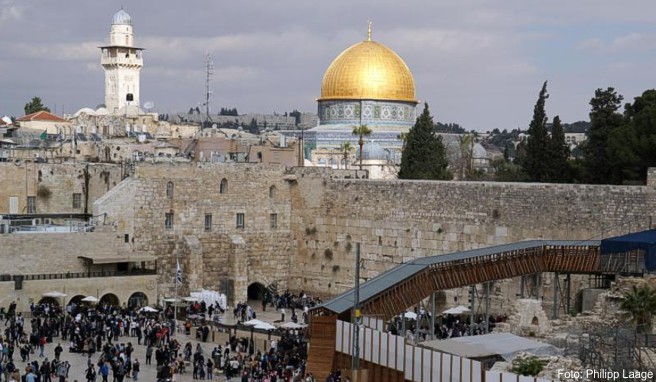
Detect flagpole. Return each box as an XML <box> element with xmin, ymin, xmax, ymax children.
<box><xmin>174</xmin><ymin>251</ymin><xmax>179</xmax><ymax>337</ymax></box>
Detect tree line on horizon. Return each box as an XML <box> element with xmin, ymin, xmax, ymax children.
<box><xmin>398</xmin><ymin>83</ymin><xmax>656</xmax><ymax>185</ymax></box>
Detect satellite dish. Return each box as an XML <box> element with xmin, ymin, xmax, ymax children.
<box><xmin>143</xmin><ymin>101</ymin><xmax>155</xmax><ymax>111</ymax></box>
<box><xmin>1</xmin><ymin>116</ymin><xmax>12</xmax><ymax>125</ymax></box>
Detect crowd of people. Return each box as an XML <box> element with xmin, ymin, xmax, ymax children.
<box><xmin>0</xmin><ymin>297</ymin><xmax>317</xmax><ymax>382</ymax></box>
<box><xmin>389</xmin><ymin>312</ymin><xmax>509</xmax><ymax>342</ymax></box>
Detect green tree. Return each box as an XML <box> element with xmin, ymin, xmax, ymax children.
<box><xmin>545</xmin><ymin>116</ymin><xmax>570</xmax><ymax>182</ymax></box>
<box><xmin>619</xmin><ymin>283</ymin><xmax>656</xmax><ymax>333</ymax></box>
<box><xmin>339</xmin><ymin>141</ymin><xmax>354</xmax><ymax>169</ymax></box>
<box><xmin>523</xmin><ymin>81</ymin><xmax>551</xmax><ymax>182</ymax></box>
<box><xmin>511</xmin><ymin>356</ymin><xmax>544</xmax><ymax>377</ymax></box>
<box><xmin>399</xmin><ymin>103</ymin><xmax>452</xmax><ymax>180</ymax></box>
<box><xmin>24</xmin><ymin>96</ymin><xmax>50</xmax><ymax>115</ymax></box>
<box><xmin>457</xmin><ymin>134</ymin><xmax>474</xmax><ymax>180</ymax></box>
<box><xmin>352</xmin><ymin>124</ymin><xmax>372</xmax><ymax>170</ymax></box>
<box><xmin>582</xmin><ymin>88</ymin><xmax>624</xmax><ymax>184</ymax></box>
<box><xmin>491</xmin><ymin>158</ymin><xmax>527</xmax><ymax>182</ymax></box>
<box><xmin>607</xmin><ymin>89</ymin><xmax>656</xmax><ymax>184</ymax></box>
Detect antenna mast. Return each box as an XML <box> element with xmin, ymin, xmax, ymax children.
<box><xmin>204</xmin><ymin>52</ymin><xmax>214</xmax><ymax>127</ymax></box>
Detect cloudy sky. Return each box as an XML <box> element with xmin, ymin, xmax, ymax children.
<box><xmin>1</xmin><ymin>0</ymin><xmax>656</xmax><ymax>131</ymax></box>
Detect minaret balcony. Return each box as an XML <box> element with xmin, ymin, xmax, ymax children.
<box><xmin>101</xmin><ymin>56</ymin><xmax>143</xmax><ymax>66</ymax></box>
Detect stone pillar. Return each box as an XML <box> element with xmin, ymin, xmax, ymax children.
<box><xmin>184</xmin><ymin>236</ymin><xmax>203</xmax><ymax>293</ymax></box>
<box><xmin>231</xmin><ymin>235</ymin><xmax>248</xmax><ymax>304</ymax></box>
<box><xmin>647</xmin><ymin>167</ymin><xmax>656</xmax><ymax>187</ymax></box>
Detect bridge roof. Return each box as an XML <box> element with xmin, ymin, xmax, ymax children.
<box><xmin>319</xmin><ymin>239</ymin><xmax>600</xmax><ymax>315</ymax></box>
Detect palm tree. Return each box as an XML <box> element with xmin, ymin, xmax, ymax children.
<box><xmin>352</xmin><ymin>124</ymin><xmax>372</xmax><ymax>170</ymax></box>
<box><xmin>619</xmin><ymin>283</ymin><xmax>656</xmax><ymax>333</ymax></box>
<box><xmin>339</xmin><ymin>141</ymin><xmax>354</xmax><ymax>169</ymax></box>
<box><xmin>397</xmin><ymin>132</ymin><xmax>407</xmax><ymax>151</ymax></box>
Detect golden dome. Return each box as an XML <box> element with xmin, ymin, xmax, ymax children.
<box><xmin>319</xmin><ymin>39</ymin><xmax>417</xmax><ymax>103</ymax></box>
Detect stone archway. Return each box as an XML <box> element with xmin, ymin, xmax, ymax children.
<box><xmin>247</xmin><ymin>282</ymin><xmax>266</xmax><ymax>301</ymax></box>
<box><xmin>68</xmin><ymin>295</ymin><xmax>86</xmax><ymax>307</ymax></box>
<box><xmin>99</xmin><ymin>293</ymin><xmax>119</xmax><ymax>307</ymax></box>
<box><xmin>127</xmin><ymin>292</ymin><xmax>148</xmax><ymax>308</ymax></box>
<box><xmin>38</xmin><ymin>297</ymin><xmax>59</xmax><ymax>306</ymax></box>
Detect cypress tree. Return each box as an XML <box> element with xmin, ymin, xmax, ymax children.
<box><xmin>545</xmin><ymin>115</ymin><xmax>570</xmax><ymax>182</ymax></box>
<box><xmin>583</xmin><ymin>88</ymin><xmax>624</xmax><ymax>184</ymax></box>
<box><xmin>523</xmin><ymin>81</ymin><xmax>550</xmax><ymax>182</ymax></box>
<box><xmin>399</xmin><ymin>103</ymin><xmax>452</xmax><ymax>180</ymax></box>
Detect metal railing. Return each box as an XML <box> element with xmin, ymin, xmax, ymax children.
<box><xmin>13</xmin><ymin>269</ymin><xmax>157</xmax><ymax>281</ymax></box>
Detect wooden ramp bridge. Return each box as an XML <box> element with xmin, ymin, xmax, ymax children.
<box><xmin>307</xmin><ymin>239</ymin><xmax>646</xmax><ymax>381</ymax></box>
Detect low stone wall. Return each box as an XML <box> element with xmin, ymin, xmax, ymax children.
<box><xmin>0</xmin><ymin>275</ymin><xmax>158</xmax><ymax>313</ymax></box>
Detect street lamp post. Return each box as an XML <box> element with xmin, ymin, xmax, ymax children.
<box><xmin>352</xmin><ymin>243</ymin><xmax>361</xmax><ymax>372</ymax></box>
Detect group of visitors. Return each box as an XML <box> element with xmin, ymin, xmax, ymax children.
<box><xmin>0</xmin><ymin>296</ymin><xmax>319</xmax><ymax>382</ymax></box>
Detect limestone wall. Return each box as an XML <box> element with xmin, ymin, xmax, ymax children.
<box><xmin>0</xmin><ymin>162</ymin><xmax>123</xmax><ymax>215</ymax></box>
<box><xmin>77</xmin><ymin>163</ymin><xmax>656</xmax><ymax>305</ymax></box>
<box><xmin>125</xmin><ymin>162</ymin><xmax>296</xmax><ymax>302</ymax></box>
<box><xmin>290</xmin><ymin>173</ymin><xmax>656</xmax><ymax>296</ymax></box>
<box><xmin>0</xmin><ymin>232</ymin><xmax>129</xmax><ymax>274</ymax></box>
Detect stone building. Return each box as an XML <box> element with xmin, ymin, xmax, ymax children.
<box><xmin>2</xmin><ymin>160</ymin><xmax>656</xmax><ymax>312</ymax></box>
<box><xmin>87</xmin><ymin>162</ymin><xmax>656</xmax><ymax>306</ymax></box>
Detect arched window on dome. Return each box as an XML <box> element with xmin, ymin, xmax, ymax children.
<box><xmin>220</xmin><ymin>178</ymin><xmax>228</xmax><ymax>194</ymax></box>
<box><xmin>269</xmin><ymin>185</ymin><xmax>276</xmax><ymax>199</ymax></box>
<box><xmin>166</xmin><ymin>181</ymin><xmax>174</xmax><ymax>198</ymax></box>
<box><xmin>329</xmin><ymin>157</ymin><xmax>336</xmax><ymax>169</ymax></box>
<box><xmin>318</xmin><ymin>158</ymin><xmax>325</xmax><ymax>166</ymax></box>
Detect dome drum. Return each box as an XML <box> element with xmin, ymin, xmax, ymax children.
<box><xmin>318</xmin><ymin>99</ymin><xmax>416</xmax><ymax>127</ymax></box>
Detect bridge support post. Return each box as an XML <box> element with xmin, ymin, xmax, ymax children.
<box><xmin>552</xmin><ymin>272</ymin><xmax>559</xmax><ymax>319</ymax></box>
<box><xmin>469</xmin><ymin>284</ymin><xmax>476</xmax><ymax>336</ymax></box>
<box><xmin>430</xmin><ymin>292</ymin><xmax>436</xmax><ymax>340</ymax></box>
<box><xmin>484</xmin><ymin>282</ymin><xmax>491</xmax><ymax>333</ymax></box>
<box><xmin>520</xmin><ymin>276</ymin><xmax>526</xmax><ymax>298</ymax></box>
<box><xmin>566</xmin><ymin>273</ymin><xmax>571</xmax><ymax>314</ymax></box>
<box><xmin>535</xmin><ymin>273</ymin><xmax>542</xmax><ymax>300</ymax></box>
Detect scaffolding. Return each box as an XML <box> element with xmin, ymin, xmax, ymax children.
<box><xmin>561</xmin><ymin>325</ymin><xmax>656</xmax><ymax>377</ymax></box>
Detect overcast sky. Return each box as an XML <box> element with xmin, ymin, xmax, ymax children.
<box><xmin>2</xmin><ymin>0</ymin><xmax>656</xmax><ymax>131</ymax></box>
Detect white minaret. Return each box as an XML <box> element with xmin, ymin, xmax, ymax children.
<box><xmin>100</xmin><ymin>9</ymin><xmax>143</xmax><ymax>115</ymax></box>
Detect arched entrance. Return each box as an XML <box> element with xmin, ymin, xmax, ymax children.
<box><xmin>127</xmin><ymin>292</ymin><xmax>148</xmax><ymax>308</ymax></box>
<box><xmin>99</xmin><ymin>293</ymin><xmax>119</xmax><ymax>307</ymax></box>
<box><xmin>68</xmin><ymin>295</ymin><xmax>85</xmax><ymax>307</ymax></box>
<box><xmin>38</xmin><ymin>297</ymin><xmax>59</xmax><ymax>306</ymax></box>
<box><xmin>247</xmin><ymin>282</ymin><xmax>266</xmax><ymax>300</ymax></box>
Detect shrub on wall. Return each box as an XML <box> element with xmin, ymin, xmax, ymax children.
<box><xmin>37</xmin><ymin>185</ymin><xmax>52</xmax><ymax>199</ymax></box>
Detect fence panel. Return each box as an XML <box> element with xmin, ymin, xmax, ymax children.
<box><xmin>472</xmin><ymin>360</ymin><xmax>483</xmax><ymax>382</ymax></box>
<box><xmin>422</xmin><ymin>348</ymin><xmax>432</xmax><ymax>382</ymax></box>
<box><xmin>452</xmin><ymin>355</ymin><xmax>461</xmax><ymax>382</ymax></box>
<box><xmin>486</xmin><ymin>371</ymin><xmax>501</xmax><ymax>382</ymax></box>
<box><xmin>404</xmin><ymin>344</ymin><xmax>414</xmax><ymax>381</ymax></box>
<box><xmin>461</xmin><ymin>358</ymin><xmax>471</xmax><ymax>382</ymax></box>
<box><xmin>442</xmin><ymin>353</ymin><xmax>452</xmax><ymax>382</ymax></box>
<box><xmin>364</xmin><ymin>328</ymin><xmax>372</xmax><ymax>362</ymax></box>
<box><xmin>336</xmin><ymin>320</ymin><xmax>344</xmax><ymax>353</ymax></box>
<box><xmin>396</xmin><ymin>335</ymin><xmax>405</xmax><ymax>372</ymax></box>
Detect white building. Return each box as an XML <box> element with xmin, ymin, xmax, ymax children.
<box><xmin>100</xmin><ymin>9</ymin><xmax>143</xmax><ymax>116</ymax></box>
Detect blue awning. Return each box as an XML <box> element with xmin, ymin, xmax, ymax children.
<box><xmin>601</xmin><ymin>229</ymin><xmax>656</xmax><ymax>271</ymax></box>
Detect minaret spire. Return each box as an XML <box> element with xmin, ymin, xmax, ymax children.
<box><xmin>367</xmin><ymin>20</ymin><xmax>372</xmax><ymax>41</ymax></box>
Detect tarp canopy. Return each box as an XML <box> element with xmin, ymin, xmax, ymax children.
<box><xmin>421</xmin><ymin>333</ymin><xmax>561</xmax><ymax>361</ymax></box>
<box><xmin>601</xmin><ymin>229</ymin><xmax>656</xmax><ymax>271</ymax></box>
<box><xmin>442</xmin><ymin>305</ymin><xmax>471</xmax><ymax>315</ymax></box>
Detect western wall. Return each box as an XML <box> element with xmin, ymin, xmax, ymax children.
<box><xmin>0</xmin><ymin>162</ymin><xmax>125</xmax><ymax>215</ymax></box>
<box><xmin>90</xmin><ymin>163</ymin><xmax>656</xmax><ymax>309</ymax></box>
